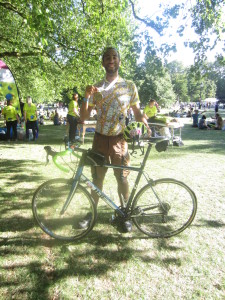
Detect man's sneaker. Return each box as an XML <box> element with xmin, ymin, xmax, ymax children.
<box><xmin>122</xmin><ymin>220</ymin><xmax>132</xmax><ymax>233</ymax></box>
<box><xmin>78</xmin><ymin>213</ymin><xmax>92</xmax><ymax>229</ymax></box>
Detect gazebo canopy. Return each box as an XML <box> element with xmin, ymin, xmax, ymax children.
<box><xmin>202</xmin><ymin>98</ymin><xmax>218</xmax><ymax>103</ymax></box>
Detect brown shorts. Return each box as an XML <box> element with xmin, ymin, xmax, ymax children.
<box><xmin>92</xmin><ymin>132</ymin><xmax>130</xmax><ymax>180</ymax></box>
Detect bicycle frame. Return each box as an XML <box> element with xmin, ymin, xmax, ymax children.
<box><xmin>60</xmin><ymin>141</ymin><xmax>154</xmax><ymax>217</ymax></box>
<box><xmin>35</xmin><ymin>138</ymin><xmax>197</xmax><ymax>240</ymax></box>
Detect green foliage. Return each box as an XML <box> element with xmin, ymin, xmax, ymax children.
<box><xmin>190</xmin><ymin>0</ymin><xmax>225</xmax><ymax>60</ymax></box>
<box><xmin>0</xmin><ymin>0</ymin><xmax>138</xmax><ymax>101</ymax></box>
<box><xmin>0</xmin><ymin>0</ymin><xmax>224</xmax><ymax>105</ymax></box>
<box><xmin>188</xmin><ymin>75</ymin><xmax>216</xmax><ymax>101</ymax></box>
<box><xmin>167</xmin><ymin>61</ymin><xmax>189</xmax><ymax>102</ymax></box>
<box><xmin>134</xmin><ymin>49</ymin><xmax>175</xmax><ymax>107</ymax></box>
<box><xmin>205</xmin><ymin>59</ymin><xmax>225</xmax><ymax>101</ymax></box>
<box><xmin>216</xmin><ymin>78</ymin><xmax>225</xmax><ymax>101</ymax></box>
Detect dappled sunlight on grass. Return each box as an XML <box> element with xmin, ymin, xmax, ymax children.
<box><xmin>0</xmin><ymin>115</ymin><xmax>225</xmax><ymax>299</ymax></box>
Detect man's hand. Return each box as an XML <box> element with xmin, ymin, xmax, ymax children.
<box><xmin>131</xmin><ymin>104</ymin><xmax>151</xmax><ymax>136</ymax></box>
<box><xmin>80</xmin><ymin>85</ymin><xmax>97</xmax><ymax>121</ymax></box>
<box><xmin>85</xmin><ymin>85</ymin><xmax>98</xmax><ymax>99</ymax></box>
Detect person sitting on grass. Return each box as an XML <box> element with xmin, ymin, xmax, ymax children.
<box><xmin>214</xmin><ymin>113</ymin><xmax>224</xmax><ymax>130</ymax></box>
<box><xmin>198</xmin><ymin>115</ymin><xmax>209</xmax><ymax>130</ymax></box>
<box><xmin>208</xmin><ymin>113</ymin><xmax>224</xmax><ymax>130</ymax></box>
<box><xmin>53</xmin><ymin>110</ymin><xmax>61</xmax><ymax>125</ymax></box>
<box><xmin>192</xmin><ymin>109</ymin><xmax>206</xmax><ymax>127</ymax></box>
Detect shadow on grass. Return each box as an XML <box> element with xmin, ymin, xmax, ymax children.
<box><xmin>0</xmin><ymin>122</ymin><xmax>224</xmax><ymax>298</ymax></box>
<box><xmin>0</xmin><ymin>226</ymin><xmax>184</xmax><ymax>300</ymax></box>
<box><xmin>194</xmin><ymin>219</ymin><xmax>225</xmax><ymax>228</ymax></box>
<box><xmin>0</xmin><ymin>159</ymin><xmax>49</xmax><ymax>190</ymax></box>
<box><xmin>0</xmin><ymin>206</ymin><xmax>217</xmax><ymax>299</ymax></box>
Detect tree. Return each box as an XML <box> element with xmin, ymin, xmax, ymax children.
<box><xmin>166</xmin><ymin>61</ymin><xmax>189</xmax><ymax>102</ymax></box>
<box><xmin>134</xmin><ymin>48</ymin><xmax>176</xmax><ymax>107</ymax></box>
<box><xmin>189</xmin><ymin>0</ymin><xmax>225</xmax><ymax>62</ymax></box>
<box><xmin>0</xmin><ymin>0</ymin><xmax>139</xmax><ymax>101</ymax></box>
<box><xmin>1</xmin><ymin>0</ymin><xmax>224</xmax><ymax>103</ymax></box>
<box><xmin>129</xmin><ymin>0</ymin><xmax>225</xmax><ymax>64</ymax></box>
<box><xmin>187</xmin><ymin>66</ymin><xmax>216</xmax><ymax>102</ymax></box>
<box><xmin>205</xmin><ymin>59</ymin><xmax>225</xmax><ymax>101</ymax></box>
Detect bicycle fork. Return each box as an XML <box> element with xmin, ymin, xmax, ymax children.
<box><xmin>60</xmin><ymin>166</ymin><xmax>84</xmax><ymax>215</ymax></box>
<box><xmin>60</xmin><ymin>179</ymin><xmax>79</xmax><ymax>215</ymax></box>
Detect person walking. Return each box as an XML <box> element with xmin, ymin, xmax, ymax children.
<box><xmin>215</xmin><ymin>102</ymin><xmax>219</xmax><ymax>113</ymax></box>
<box><xmin>23</xmin><ymin>96</ymin><xmax>38</xmax><ymax>141</ymax></box>
<box><xmin>67</xmin><ymin>93</ymin><xmax>80</xmax><ymax>142</ymax></box>
<box><xmin>2</xmin><ymin>96</ymin><xmax>19</xmax><ymax>141</ymax></box>
<box><xmin>80</xmin><ymin>47</ymin><xmax>150</xmax><ymax>232</ymax></box>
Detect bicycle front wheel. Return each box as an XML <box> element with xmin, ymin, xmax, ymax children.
<box><xmin>132</xmin><ymin>178</ymin><xmax>197</xmax><ymax>238</ymax></box>
<box><xmin>32</xmin><ymin>178</ymin><xmax>97</xmax><ymax>241</ymax></box>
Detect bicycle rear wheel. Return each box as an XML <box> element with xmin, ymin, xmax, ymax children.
<box><xmin>32</xmin><ymin>178</ymin><xmax>97</xmax><ymax>241</ymax></box>
<box><xmin>132</xmin><ymin>178</ymin><xmax>197</xmax><ymax>238</ymax></box>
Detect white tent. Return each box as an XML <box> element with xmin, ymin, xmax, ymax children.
<box><xmin>202</xmin><ymin>98</ymin><xmax>218</xmax><ymax>103</ymax></box>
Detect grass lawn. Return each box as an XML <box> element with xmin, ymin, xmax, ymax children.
<box><xmin>0</xmin><ymin>111</ymin><xmax>225</xmax><ymax>299</ymax></box>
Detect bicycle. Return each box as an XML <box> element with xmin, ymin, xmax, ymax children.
<box><xmin>32</xmin><ymin>138</ymin><xmax>197</xmax><ymax>241</ymax></box>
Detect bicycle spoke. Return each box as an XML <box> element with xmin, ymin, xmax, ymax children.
<box><xmin>32</xmin><ymin>179</ymin><xmax>97</xmax><ymax>241</ymax></box>
<box><xmin>132</xmin><ymin>179</ymin><xmax>197</xmax><ymax>238</ymax></box>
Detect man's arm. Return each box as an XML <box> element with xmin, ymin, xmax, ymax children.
<box><xmin>200</xmin><ymin>110</ymin><xmax>206</xmax><ymax>115</ymax></box>
<box><xmin>24</xmin><ymin>111</ymin><xmax>27</xmax><ymax>122</ymax></box>
<box><xmin>80</xmin><ymin>104</ymin><xmax>92</xmax><ymax>121</ymax></box>
<box><xmin>73</xmin><ymin>107</ymin><xmax>80</xmax><ymax>117</ymax></box>
<box><xmin>3</xmin><ymin>109</ymin><xmax>6</xmax><ymax>125</ymax></box>
<box><xmin>143</xmin><ymin>112</ymin><xmax>148</xmax><ymax>119</ymax></box>
<box><xmin>131</xmin><ymin>103</ymin><xmax>151</xmax><ymax>135</ymax></box>
<box><xmin>80</xmin><ymin>85</ymin><xmax>98</xmax><ymax>121</ymax></box>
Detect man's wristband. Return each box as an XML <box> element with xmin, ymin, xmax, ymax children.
<box><xmin>83</xmin><ymin>97</ymin><xmax>89</xmax><ymax>103</ymax></box>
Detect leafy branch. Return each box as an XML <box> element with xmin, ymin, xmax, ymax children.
<box><xmin>0</xmin><ymin>1</ymin><xmax>25</xmax><ymax>18</ymax></box>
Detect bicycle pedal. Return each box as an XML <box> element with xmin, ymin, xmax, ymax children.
<box><xmin>109</xmin><ymin>215</ymin><xmax>117</xmax><ymax>226</ymax></box>
<box><xmin>110</xmin><ymin>215</ymin><xmax>132</xmax><ymax>233</ymax></box>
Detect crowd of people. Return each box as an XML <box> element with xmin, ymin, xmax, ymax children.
<box><xmin>168</xmin><ymin>101</ymin><xmax>225</xmax><ymax>131</ymax></box>
<box><xmin>0</xmin><ymin>79</ymin><xmax>224</xmax><ymax>146</ymax></box>
<box><xmin>0</xmin><ymin>94</ymin><xmax>81</xmax><ymax>142</ymax></box>
<box><xmin>198</xmin><ymin>113</ymin><xmax>224</xmax><ymax>130</ymax></box>
<box><xmin>0</xmin><ymin>95</ymin><xmax>39</xmax><ymax>142</ymax></box>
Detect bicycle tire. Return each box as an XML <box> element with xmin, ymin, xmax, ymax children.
<box><xmin>132</xmin><ymin>178</ymin><xmax>197</xmax><ymax>238</ymax></box>
<box><xmin>32</xmin><ymin>178</ymin><xmax>97</xmax><ymax>241</ymax></box>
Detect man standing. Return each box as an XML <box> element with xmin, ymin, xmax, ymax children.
<box><xmin>80</xmin><ymin>47</ymin><xmax>150</xmax><ymax>232</ymax></box>
<box><xmin>2</xmin><ymin>96</ymin><xmax>19</xmax><ymax>141</ymax></box>
<box><xmin>67</xmin><ymin>93</ymin><xmax>80</xmax><ymax>142</ymax></box>
<box><xmin>23</xmin><ymin>96</ymin><xmax>38</xmax><ymax>141</ymax></box>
